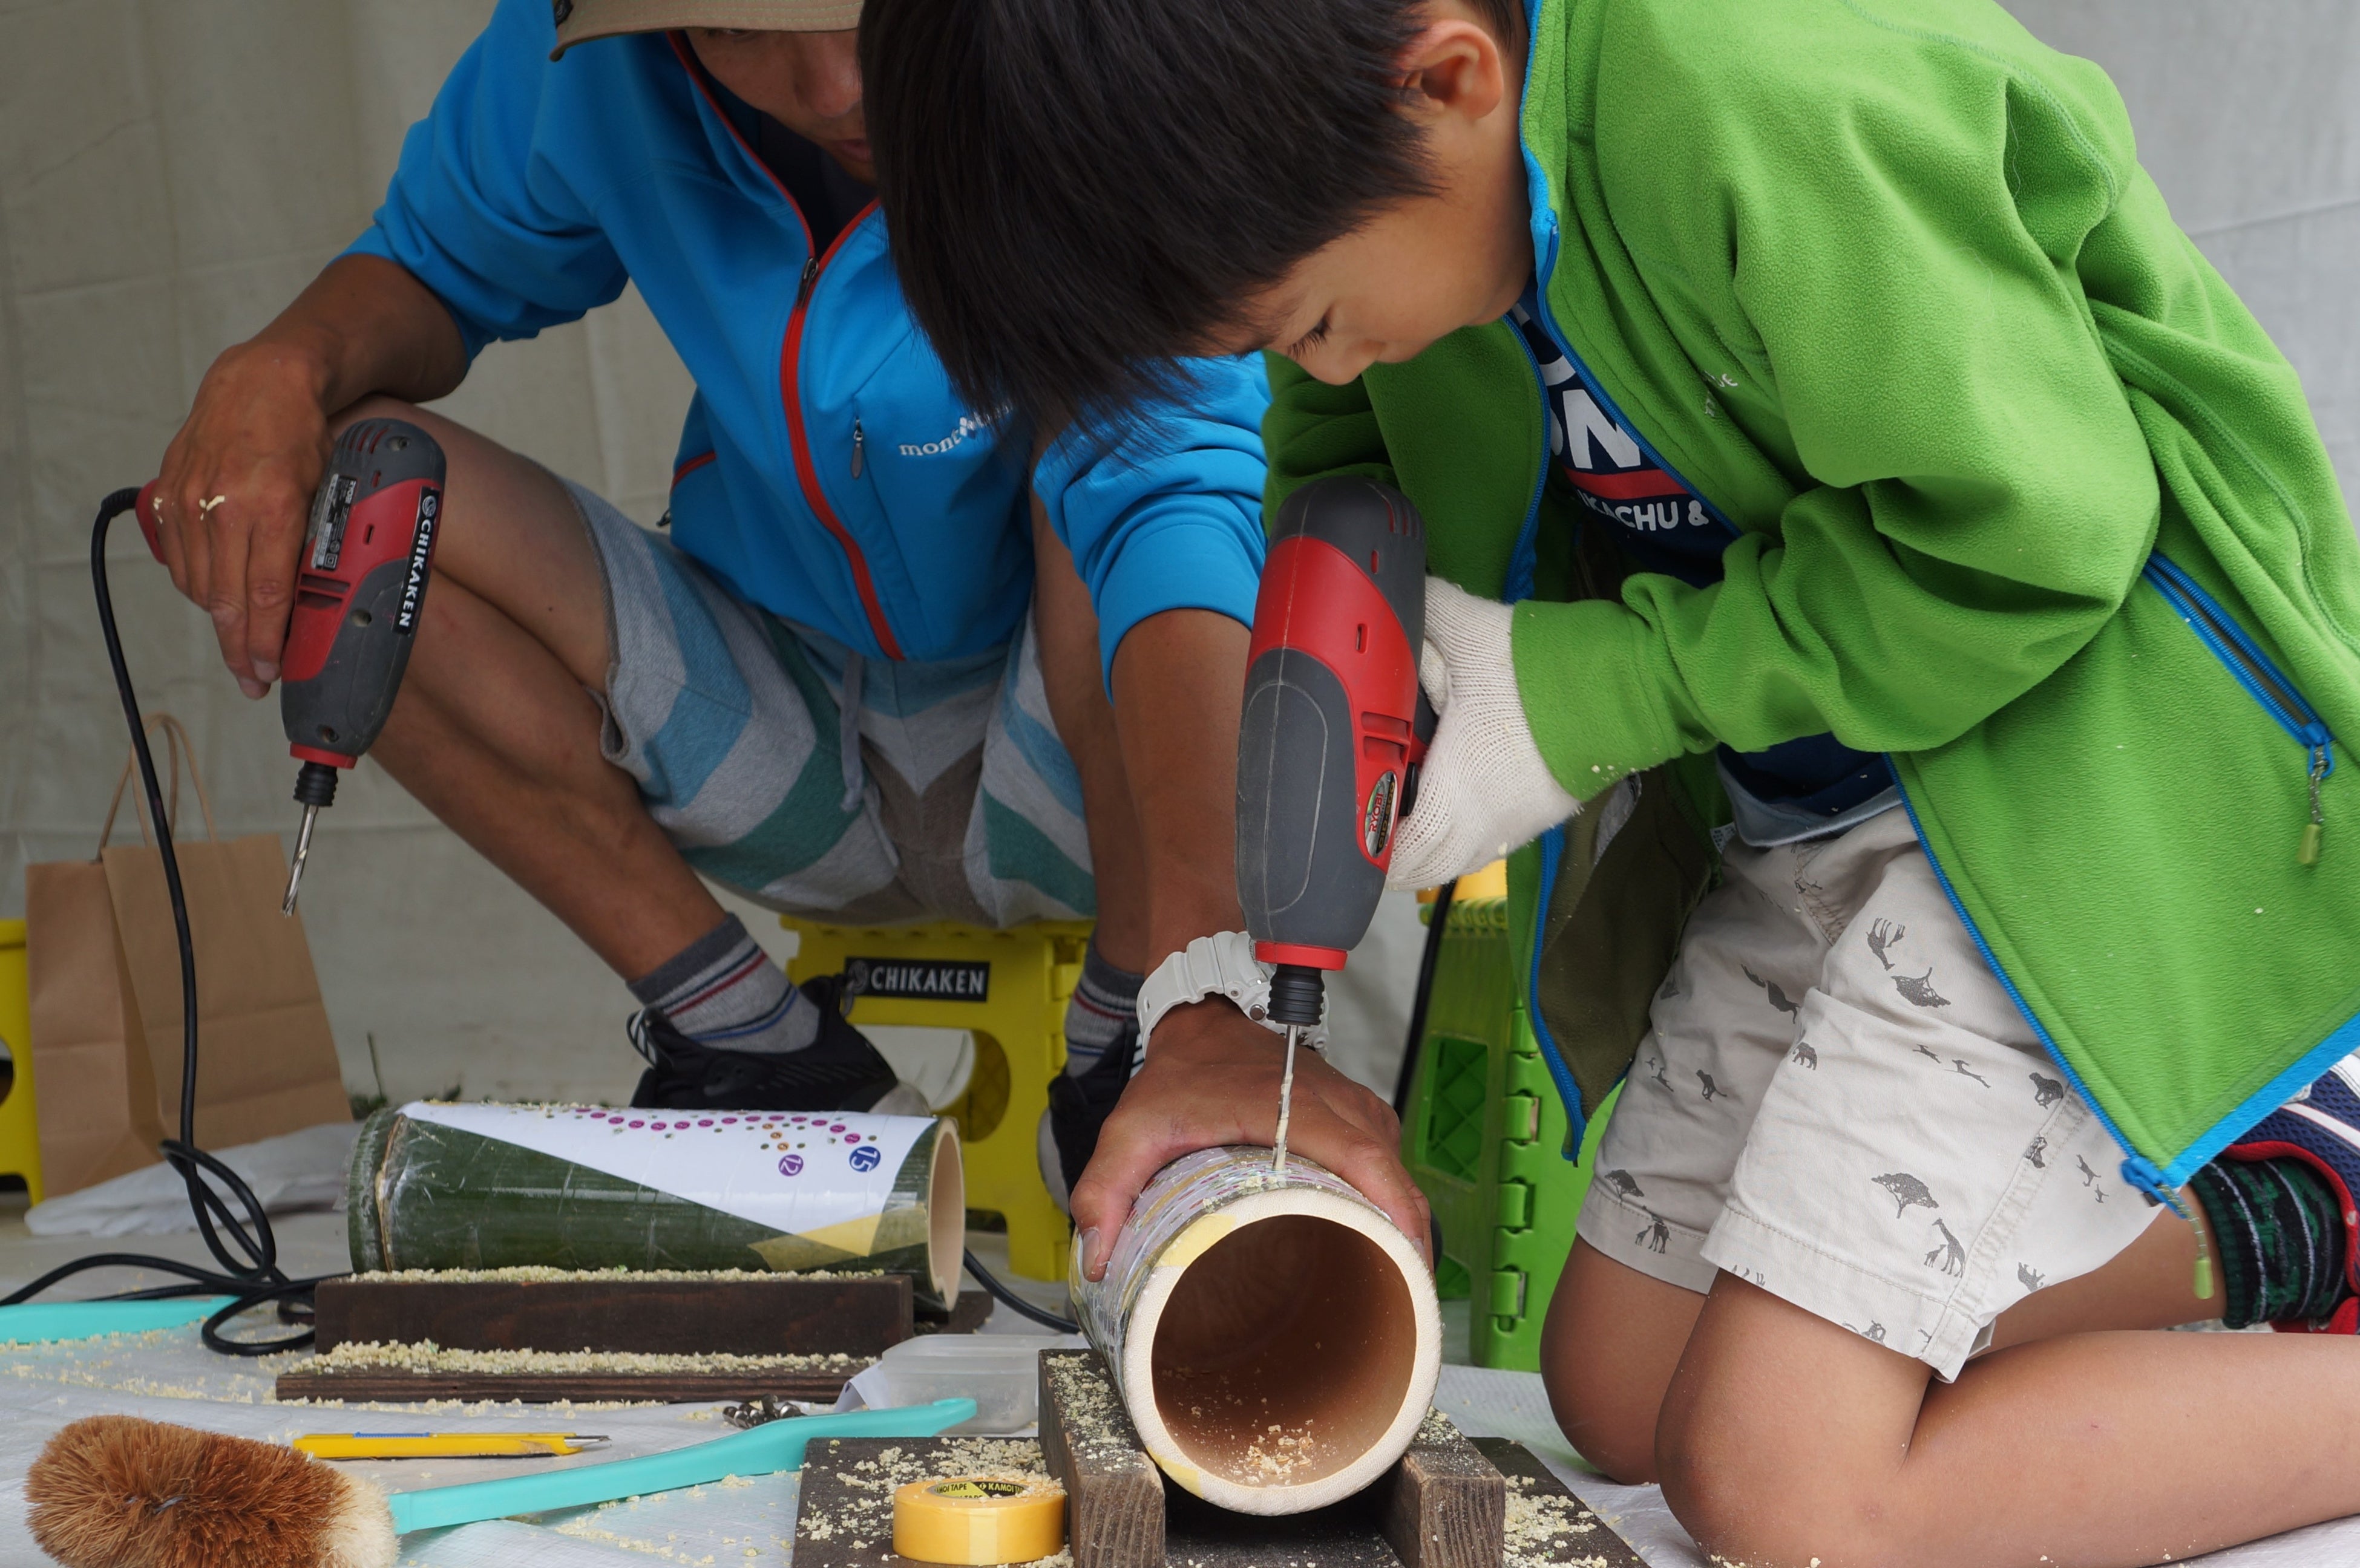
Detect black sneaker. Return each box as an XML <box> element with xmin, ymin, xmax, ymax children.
<box><xmin>628</xmin><ymin>975</ymin><xmax>922</xmax><ymax>1112</ymax></box>
<box><xmin>1038</xmin><ymin>1031</ymin><xmax>1139</xmax><ymax>1212</ymax></box>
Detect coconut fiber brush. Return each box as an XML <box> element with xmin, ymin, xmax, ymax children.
<box><xmin>26</xmin><ymin>1400</ymin><xmax>974</xmax><ymax>1567</ymax></box>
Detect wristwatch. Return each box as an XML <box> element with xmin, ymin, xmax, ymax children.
<box><xmin>1136</xmin><ymin>931</ymin><xmax>1329</xmax><ymax>1056</ymax></box>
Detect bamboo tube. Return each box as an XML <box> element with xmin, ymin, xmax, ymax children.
<box><xmin>347</xmin><ymin>1102</ymin><xmax>964</xmax><ymax>1307</ymax></box>
<box><xmin>1070</xmin><ymin>1146</ymin><xmax>1441</xmax><ymax>1514</ymax></box>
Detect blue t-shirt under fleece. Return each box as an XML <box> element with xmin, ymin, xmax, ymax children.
<box><xmin>1510</xmin><ymin>289</ymin><xmax>1897</xmax><ymax>844</ymax></box>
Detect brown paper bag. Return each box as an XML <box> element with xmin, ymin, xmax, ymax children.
<box><xmin>25</xmin><ymin>716</ymin><xmax>350</xmax><ymax>1195</ymax></box>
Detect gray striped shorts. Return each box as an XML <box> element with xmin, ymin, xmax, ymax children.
<box><xmin>571</xmin><ymin>482</ymin><xmax>1094</xmax><ymax>928</ymax></box>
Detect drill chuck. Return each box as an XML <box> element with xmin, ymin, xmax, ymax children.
<box><xmin>292</xmin><ymin>760</ymin><xmax>340</xmax><ymax>809</ymax></box>
<box><xmin>1265</xmin><ymin>963</ymin><xmax>1327</xmax><ymax>1028</ymax></box>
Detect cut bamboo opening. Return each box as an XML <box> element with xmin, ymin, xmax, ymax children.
<box><xmin>1074</xmin><ymin>1148</ymin><xmax>1441</xmax><ymax>1515</ymax></box>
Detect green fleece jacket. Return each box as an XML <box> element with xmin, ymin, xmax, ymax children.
<box><xmin>1266</xmin><ymin>0</ymin><xmax>2360</xmax><ymax>1191</ymax></box>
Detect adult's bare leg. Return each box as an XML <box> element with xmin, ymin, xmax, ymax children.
<box><xmin>348</xmin><ymin>396</ymin><xmax>724</xmax><ymax>979</ymax></box>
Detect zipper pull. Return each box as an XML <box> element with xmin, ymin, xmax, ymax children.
<box><xmin>2159</xmin><ymin>1186</ymin><xmax>2216</xmax><ymax>1302</ymax></box>
<box><xmin>851</xmin><ymin>420</ymin><xmax>865</xmax><ymax>479</ymax></box>
<box><xmin>796</xmin><ymin>254</ymin><xmax>819</xmax><ymax>307</ymax></box>
<box><xmin>2301</xmin><ymin>744</ymin><xmax>2328</xmax><ymax>865</ymax></box>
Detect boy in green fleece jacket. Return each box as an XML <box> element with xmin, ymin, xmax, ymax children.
<box><xmin>863</xmin><ymin>0</ymin><xmax>2360</xmax><ymax>1560</ymax></box>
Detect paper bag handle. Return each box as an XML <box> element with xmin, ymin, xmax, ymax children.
<box><xmin>99</xmin><ymin>712</ymin><xmax>221</xmax><ymax>851</ymax></box>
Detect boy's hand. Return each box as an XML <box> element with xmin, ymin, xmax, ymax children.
<box><xmin>1387</xmin><ymin>577</ymin><xmax>1580</xmax><ymax>892</ymax></box>
<box><xmin>1067</xmin><ymin>998</ymin><xmax>1431</xmax><ymax>1280</ymax></box>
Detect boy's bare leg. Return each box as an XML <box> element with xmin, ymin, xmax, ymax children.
<box><xmin>1656</xmin><ymin>1273</ymin><xmax>2360</xmax><ymax>1568</ymax></box>
<box><xmin>1547</xmin><ymin>1202</ymin><xmax>2223</xmax><ymax>1486</ymax></box>
<box><xmin>353</xmin><ymin>397</ymin><xmax>727</xmax><ymax>979</ymax></box>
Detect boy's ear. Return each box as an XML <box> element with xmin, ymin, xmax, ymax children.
<box><xmin>1396</xmin><ymin>14</ymin><xmax>1510</xmax><ymax>125</ymax></box>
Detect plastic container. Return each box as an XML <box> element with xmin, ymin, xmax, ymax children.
<box><xmin>842</xmin><ymin>1332</ymin><xmax>1085</xmax><ymax>1434</ymax></box>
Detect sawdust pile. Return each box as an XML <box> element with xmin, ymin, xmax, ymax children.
<box><xmin>1503</xmin><ymin>1472</ymin><xmax>1614</xmax><ymax>1568</ymax></box>
<box><xmin>292</xmin><ymin>1340</ymin><xmax>871</xmax><ymax>1378</ymax></box>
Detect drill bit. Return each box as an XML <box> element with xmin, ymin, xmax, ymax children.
<box><xmin>281</xmin><ymin>803</ymin><xmax>320</xmax><ymax>915</ymax></box>
<box><xmin>1273</xmin><ymin>1024</ymin><xmax>1300</xmax><ymax>1178</ymax></box>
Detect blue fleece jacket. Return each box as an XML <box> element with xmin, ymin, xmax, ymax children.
<box><xmin>346</xmin><ymin>0</ymin><xmax>1268</xmax><ymax>679</ymax></box>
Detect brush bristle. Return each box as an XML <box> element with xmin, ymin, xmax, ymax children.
<box><xmin>27</xmin><ymin>1414</ymin><xmax>393</xmax><ymax>1568</ymax></box>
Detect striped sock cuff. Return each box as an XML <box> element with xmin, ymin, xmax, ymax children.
<box><xmin>629</xmin><ymin>914</ymin><xmax>816</xmax><ymax>1056</ymax></box>
<box><xmin>2191</xmin><ymin>1157</ymin><xmax>2348</xmax><ymax>1328</ymax></box>
<box><xmin>1062</xmin><ymin>936</ymin><xmax>1143</xmax><ymax>1074</ymax></box>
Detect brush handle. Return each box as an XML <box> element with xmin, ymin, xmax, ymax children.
<box><xmin>384</xmin><ymin>1399</ymin><xmax>977</xmax><ymax>1535</ymax></box>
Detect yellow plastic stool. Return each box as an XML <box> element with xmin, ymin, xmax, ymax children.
<box><xmin>785</xmin><ymin>918</ymin><xmax>1087</xmax><ymax>1281</ymax></box>
<box><xmin>0</xmin><ymin>918</ymin><xmax>43</xmax><ymax>1202</ymax></box>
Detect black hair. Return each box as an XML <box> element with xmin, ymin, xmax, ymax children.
<box><xmin>862</xmin><ymin>0</ymin><xmax>1524</xmax><ymax>436</ymax></box>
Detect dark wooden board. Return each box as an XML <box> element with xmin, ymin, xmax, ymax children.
<box><xmin>1376</xmin><ymin>1414</ymin><xmax>1507</xmax><ymax>1568</ymax></box>
<box><xmin>312</xmin><ymin>1274</ymin><xmax>913</xmax><ymax>1356</ymax></box>
<box><xmin>916</xmin><ymin>1287</ymin><xmax>995</xmax><ymax>1338</ymax></box>
<box><xmin>793</xmin><ymin>1432</ymin><xmax>1640</xmax><ymax>1568</ymax></box>
<box><xmin>274</xmin><ymin>1368</ymin><xmax>857</xmax><ymax>1404</ymax></box>
<box><xmin>1470</xmin><ymin>1438</ymin><xmax>1647</xmax><ymax>1568</ymax></box>
<box><xmin>796</xmin><ymin>1437</ymin><xmax>1062</xmax><ymax>1568</ymax></box>
<box><xmin>1039</xmin><ymin>1350</ymin><xmax>1164</xmax><ymax>1568</ymax></box>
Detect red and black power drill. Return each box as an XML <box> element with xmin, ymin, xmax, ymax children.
<box><xmin>1235</xmin><ymin>477</ymin><xmax>1435</xmax><ymax>1151</ymax></box>
<box><xmin>139</xmin><ymin>417</ymin><xmax>445</xmax><ymax>913</ymax></box>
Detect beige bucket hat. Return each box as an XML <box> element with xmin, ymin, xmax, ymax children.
<box><xmin>550</xmin><ymin>0</ymin><xmax>862</xmax><ymax>56</ymax></box>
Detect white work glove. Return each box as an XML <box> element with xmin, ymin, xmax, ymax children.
<box><xmin>1385</xmin><ymin>578</ymin><xmax>1581</xmax><ymax>892</ymax></box>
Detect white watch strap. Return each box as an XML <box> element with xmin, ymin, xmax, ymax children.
<box><xmin>1136</xmin><ymin>932</ymin><xmax>1327</xmax><ymax>1056</ymax></box>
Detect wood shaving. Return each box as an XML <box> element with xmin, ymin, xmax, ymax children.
<box><xmin>1503</xmin><ymin>1472</ymin><xmax>1611</xmax><ymax>1568</ymax></box>
<box><xmin>348</xmin><ymin>1266</ymin><xmax>876</xmax><ymax>1284</ymax></box>
<box><xmin>290</xmin><ymin>1339</ymin><xmax>872</xmax><ymax>1378</ymax></box>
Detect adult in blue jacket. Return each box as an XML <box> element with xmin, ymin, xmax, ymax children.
<box><xmin>142</xmin><ymin>0</ymin><xmax>1421</xmax><ymax>1229</ymax></box>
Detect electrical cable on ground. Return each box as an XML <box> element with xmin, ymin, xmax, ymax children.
<box><xmin>0</xmin><ymin>491</ymin><xmax>329</xmax><ymax>1355</ymax></box>
<box><xmin>961</xmin><ymin>1248</ymin><xmax>1079</xmax><ymax>1333</ymax></box>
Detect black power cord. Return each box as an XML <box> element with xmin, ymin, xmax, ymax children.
<box><xmin>0</xmin><ymin>489</ymin><xmax>329</xmax><ymax>1355</ymax></box>
<box><xmin>962</xmin><ymin>1248</ymin><xmax>1079</xmax><ymax>1333</ymax></box>
<box><xmin>1392</xmin><ymin>877</ymin><xmax>1458</xmax><ymax>1117</ymax></box>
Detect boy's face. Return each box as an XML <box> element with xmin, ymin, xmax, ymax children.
<box><xmin>1242</xmin><ymin>10</ymin><xmax>1533</xmax><ymax>384</ymax></box>
<box><xmin>688</xmin><ymin>27</ymin><xmax>873</xmax><ymax>183</ymax></box>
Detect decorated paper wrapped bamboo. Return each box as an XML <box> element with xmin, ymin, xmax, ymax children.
<box><xmin>347</xmin><ymin>1102</ymin><xmax>963</xmax><ymax>1307</ymax></box>
<box><xmin>1070</xmin><ymin>1145</ymin><xmax>1441</xmax><ymax>1514</ymax></box>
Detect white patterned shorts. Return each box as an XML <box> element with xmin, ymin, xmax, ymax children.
<box><xmin>1574</xmin><ymin>808</ymin><xmax>2161</xmax><ymax>1378</ymax></box>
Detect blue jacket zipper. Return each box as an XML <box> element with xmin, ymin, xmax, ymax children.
<box><xmin>1890</xmin><ymin>552</ymin><xmax>2341</xmax><ymax>1204</ymax></box>
<box><xmin>2144</xmin><ymin>554</ymin><xmax>2335</xmax><ymax>864</ymax></box>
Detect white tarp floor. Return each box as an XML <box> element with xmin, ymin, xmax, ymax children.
<box><xmin>4</xmin><ymin>1207</ymin><xmax>2359</xmax><ymax>1567</ymax></box>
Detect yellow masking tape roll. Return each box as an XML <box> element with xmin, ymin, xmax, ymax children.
<box><xmin>892</xmin><ymin>1475</ymin><xmax>1066</xmax><ymax>1566</ymax></box>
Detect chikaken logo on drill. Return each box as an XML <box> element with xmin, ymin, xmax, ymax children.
<box><xmin>395</xmin><ymin>488</ymin><xmax>440</xmax><ymax>634</ymax></box>
<box><xmin>1362</xmin><ymin>769</ymin><xmax>1400</xmax><ymax>858</ymax></box>
<box><xmin>845</xmin><ymin>957</ymin><xmax>990</xmax><ymax>1001</ymax></box>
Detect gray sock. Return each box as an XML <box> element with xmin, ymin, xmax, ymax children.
<box><xmin>1063</xmin><ymin>936</ymin><xmax>1143</xmax><ymax>1077</ymax></box>
<box><xmin>629</xmin><ymin>914</ymin><xmax>817</xmax><ymax>1054</ymax></box>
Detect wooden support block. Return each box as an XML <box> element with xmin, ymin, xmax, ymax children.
<box><xmin>1470</xmin><ymin>1437</ymin><xmax>1646</xmax><ymax>1568</ymax></box>
<box><xmin>1038</xmin><ymin>1349</ymin><xmax>1164</xmax><ymax>1568</ymax></box>
<box><xmin>1375</xmin><ymin>1412</ymin><xmax>1506</xmax><ymax>1568</ymax></box>
<box><xmin>273</xmin><ymin>1367</ymin><xmax>860</xmax><ymax>1405</ymax></box>
<box><xmin>311</xmin><ymin>1273</ymin><xmax>914</xmax><ymax>1357</ymax></box>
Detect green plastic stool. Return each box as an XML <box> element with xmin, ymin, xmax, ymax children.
<box><xmin>1399</xmin><ymin>896</ymin><xmax>1615</xmax><ymax>1370</ymax></box>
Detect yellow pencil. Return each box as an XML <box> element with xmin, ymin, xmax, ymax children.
<box><xmin>293</xmin><ymin>1432</ymin><xmax>610</xmax><ymax>1460</ymax></box>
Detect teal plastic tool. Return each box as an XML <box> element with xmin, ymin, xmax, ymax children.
<box><xmin>0</xmin><ymin>1297</ymin><xmax>235</xmax><ymax>1344</ymax></box>
<box><xmin>385</xmin><ymin>1397</ymin><xmax>978</xmax><ymax>1535</ymax></box>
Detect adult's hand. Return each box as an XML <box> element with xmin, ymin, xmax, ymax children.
<box><xmin>1067</xmin><ymin>996</ymin><xmax>1431</xmax><ymax>1281</ymax></box>
<box><xmin>149</xmin><ymin>254</ymin><xmax>468</xmax><ymax>697</ymax></box>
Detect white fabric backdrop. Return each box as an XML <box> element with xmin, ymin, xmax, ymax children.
<box><xmin>1</xmin><ymin>0</ymin><xmax>2352</xmax><ymax>1109</ymax></box>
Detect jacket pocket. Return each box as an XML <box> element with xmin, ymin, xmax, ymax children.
<box><xmin>2145</xmin><ymin>552</ymin><xmax>2336</xmax><ymax>864</ymax></box>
